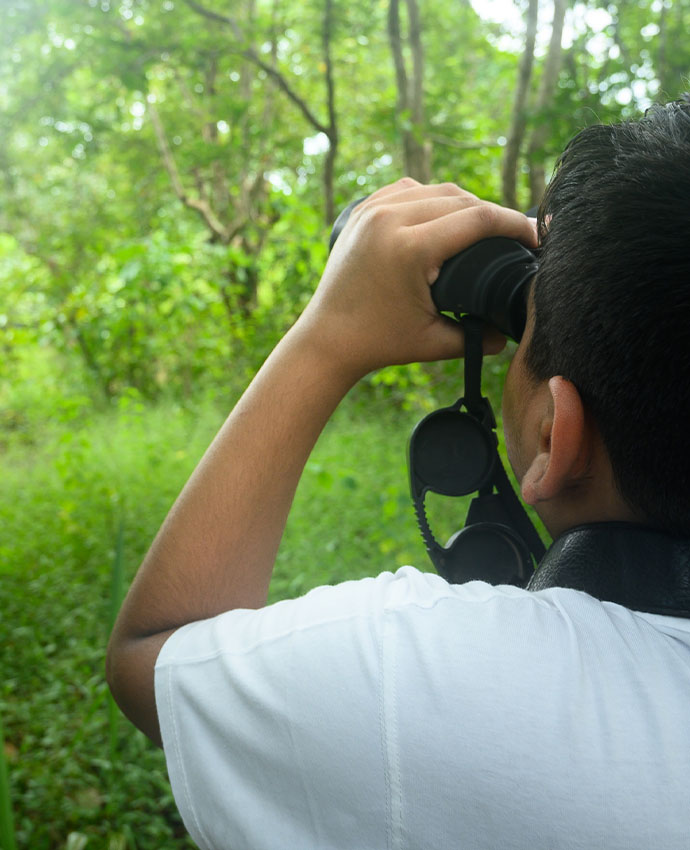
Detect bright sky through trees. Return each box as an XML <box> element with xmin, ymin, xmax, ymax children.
<box><xmin>470</xmin><ymin>0</ymin><xmax>660</xmax><ymax>107</ymax></box>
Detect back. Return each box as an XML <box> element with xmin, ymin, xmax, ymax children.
<box><xmin>155</xmin><ymin>567</ymin><xmax>690</xmax><ymax>850</ymax></box>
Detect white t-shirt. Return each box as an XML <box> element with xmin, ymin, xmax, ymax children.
<box><xmin>155</xmin><ymin>566</ymin><xmax>690</xmax><ymax>850</ymax></box>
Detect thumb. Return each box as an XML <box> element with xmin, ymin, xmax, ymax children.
<box><xmin>420</xmin><ymin>315</ymin><xmax>507</xmax><ymax>362</ymax></box>
<box><xmin>482</xmin><ymin>326</ymin><xmax>508</xmax><ymax>355</ymax></box>
<box><xmin>418</xmin><ymin>314</ymin><xmax>466</xmax><ymax>362</ymax></box>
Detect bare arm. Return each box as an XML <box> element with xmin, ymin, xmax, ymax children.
<box><xmin>106</xmin><ymin>179</ymin><xmax>537</xmax><ymax>745</ymax></box>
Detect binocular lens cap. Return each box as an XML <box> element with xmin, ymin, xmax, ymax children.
<box><xmin>443</xmin><ymin>523</ymin><xmax>531</xmax><ymax>585</ymax></box>
<box><xmin>410</xmin><ymin>409</ymin><xmax>495</xmax><ymax>497</ymax></box>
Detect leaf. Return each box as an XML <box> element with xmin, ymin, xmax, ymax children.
<box><xmin>316</xmin><ymin>469</ymin><xmax>334</xmax><ymax>490</ymax></box>
<box><xmin>72</xmin><ymin>786</ymin><xmax>103</xmax><ymax>811</ymax></box>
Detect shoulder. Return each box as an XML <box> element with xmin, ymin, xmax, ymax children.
<box><xmin>155</xmin><ymin>566</ymin><xmax>558</xmax><ymax>667</ymax></box>
<box><xmin>153</xmin><ymin>567</ymin><xmax>594</xmax><ymax>711</ymax></box>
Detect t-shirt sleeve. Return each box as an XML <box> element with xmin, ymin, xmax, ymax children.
<box><xmin>154</xmin><ymin>567</ymin><xmax>434</xmax><ymax>850</ymax></box>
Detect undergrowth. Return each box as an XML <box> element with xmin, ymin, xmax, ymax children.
<box><xmin>0</xmin><ymin>347</ymin><xmax>544</xmax><ymax>848</ymax></box>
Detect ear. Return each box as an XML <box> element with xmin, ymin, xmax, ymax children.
<box><xmin>521</xmin><ymin>376</ymin><xmax>589</xmax><ymax>506</ymax></box>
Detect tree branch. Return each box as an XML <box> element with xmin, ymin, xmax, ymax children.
<box><xmin>147</xmin><ymin>100</ymin><xmax>228</xmax><ymax>241</ymax></box>
<box><xmin>406</xmin><ymin>0</ymin><xmax>424</xmax><ymax>128</ymax></box>
<box><xmin>183</xmin><ymin>0</ymin><xmax>330</xmax><ymax>135</ymax></box>
<box><xmin>323</xmin><ymin>0</ymin><xmax>337</xmax><ymax>136</ymax></box>
<box><xmin>431</xmin><ymin>134</ymin><xmax>504</xmax><ymax>150</ymax></box>
<box><xmin>388</xmin><ymin>0</ymin><xmax>429</xmax><ymax>181</ymax></box>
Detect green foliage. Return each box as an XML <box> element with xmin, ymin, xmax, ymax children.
<box><xmin>0</xmin><ymin>709</ymin><xmax>17</xmax><ymax>850</ymax></box>
<box><xmin>1</xmin><ymin>561</ymin><xmax>195</xmax><ymax>848</ymax></box>
<box><xmin>4</xmin><ymin>0</ymin><xmax>684</xmax><ymax>403</ymax></box>
<box><xmin>0</xmin><ymin>396</ymin><xmax>220</xmax><ymax>847</ymax></box>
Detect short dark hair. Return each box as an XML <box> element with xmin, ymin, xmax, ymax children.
<box><xmin>526</xmin><ymin>97</ymin><xmax>690</xmax><ymax>534</ymax></box>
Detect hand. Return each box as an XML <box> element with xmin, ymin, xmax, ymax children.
<box><xmin>294</xmin><ymin>178</ymin><xmax>538</xmax><ymax>379</ymax></box>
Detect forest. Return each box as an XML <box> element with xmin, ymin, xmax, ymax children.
<box><xmin>1</xmin><ymin>0</ymin><xmax>689</xmax><ymax>846</ymax></box>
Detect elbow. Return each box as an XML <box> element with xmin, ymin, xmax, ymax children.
<box><xmin>105</xmin><ymin>629</ymin><xmax>132</xmax><ymax>734</ymax></box>
<box><xmin>105</xmin><ymin>627</ymin><xmax>166</xmax><ymax>748</ymax></box>
<box><xmin>105</xmin><ymin>630</ymin><xmax>122</xmax><ymax>706</ymax></box>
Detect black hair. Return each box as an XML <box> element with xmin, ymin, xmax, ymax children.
<box><xmin>526</xmin><ymin>96</ymin><xmax>690</xmax><ymax>534</ymax></box>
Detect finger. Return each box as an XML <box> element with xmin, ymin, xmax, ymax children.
<box><xmin>363</xmin><ymin>180</ymin><xmax>478</xmax><ymax>214</ymax></box>
<box><xmin>365</xmin><ymin>177</ymin><xmax>422</xmax><ymax>203</ymax></box>
<box><xmin>415</xmin><ymin>202</ymin><xmax>539</xmax><ymax>264</ymax></box>
<box><xmin>416</xmin><ymin>313</ymin><xmax>467</xmax><ymax>362</ymax></box>
<box><xmin>367</xmin><ymin>193</ymin><xmax>484</xmax><ymax>228</ymax></box>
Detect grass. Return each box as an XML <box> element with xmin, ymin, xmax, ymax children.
<box><xmin>1</xmin><ymin>392</ymin><xmax>231</xmax><ymax>848</ymax></box>
<box><xmin>0</xmin><ymin>346</ymin><xmax>546</xmax><ymax>848</ymax></box>
<box><xmin>1</xmin><ymin>709</ymin><xmax>17</xmax><ymax>850</ymax></box>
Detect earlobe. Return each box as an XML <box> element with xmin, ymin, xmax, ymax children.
<box><xmin>521</xmin><ymin>376</ymin><xmax>588</xmax><ymax>506</ymax></box>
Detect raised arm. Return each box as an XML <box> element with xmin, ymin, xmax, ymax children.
<box><xmin>105</xmin><ymin>179</ymin><xmax>537</xmax><ymax>745</ymax></box>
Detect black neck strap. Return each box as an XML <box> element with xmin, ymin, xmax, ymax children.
<box><xmin>528</xmin><ymin>523</ymin><xmax>690</xmax><ymax>619</ymax></box>
<box><xmin>461</xmin><ymin>317</ymin><xmax>487</xmax><ymax>420</ymax></box>
<box><xmin>408</xmin><ymin>316</ymin><xmax>546</xmax><ymax>584</ymax></box>
<box><xmin>462</xmin><ymin>316</ymin><xmax>546</xmax><ymax>563</ymax></box>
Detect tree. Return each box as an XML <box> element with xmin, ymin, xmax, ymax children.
<box><xmin>656</xmin><ymin>1</ymin><xmax>690</xmax><ymax>99</ymax></box>
<box><xmin>526</xmin><ymin>0</ymin><xmax>568</xmax><ymax>207</ymax></box>
<box><xmin>388</xmin><ymin>0</ymin><xmax>431</xmax><ymax>182</ymax></box>
<box><xmin>183</xmin><ymin>0</ymin><xmax>340</xmax><ymax>222</ymax></box>
<box><xmin>501</xmin><ymin>0</ymin><xmax>539</xmax><ymax>209</ymax></box>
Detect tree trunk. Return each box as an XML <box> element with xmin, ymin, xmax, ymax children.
<box><xmin>388</xmin><ymin>0</ymin><xmax>431</xmax><ymax>182</ymax></box>
<box><xmin>501</xmin><ymin>0</ymin><xmax>539</xmax><ymax>209</ymax></box>
<box><xmin>65</xmin><ymin>316</ymin><xmax>112</xmax><ymax>400</ymax></box>
<box><xmin>322</xmin><ymin>0</ymin><xmax>338</xmax><ymax>222</ymax></box>
<box><xmin>526</xmin><ymin>0</ymin><xmax>567</xmax><ymax>208</ymax></box>
<box><xmin>657</xmin><ymin>0</ymin><xmax>668</xmax><ymax>91</ymax></box>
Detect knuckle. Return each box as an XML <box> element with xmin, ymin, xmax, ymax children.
<box><xmin>406</xmin><ymin>223</ymin><xmax>428</xmax><ymax>256</ymax></box>
<box><xmin>438</xmin><ymin>181</ymin><xmax>462</xmax><ymax>196</ymax></box>
<box><xmin>475</xmin><ymin>202</ymin><xmax>500</xmax><ymax>229</ymax></box>
<box><xmin>361</xmin><ymin>203</ymin><xmax>392</xmax><ymax>231</ymax></box>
